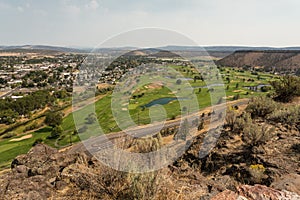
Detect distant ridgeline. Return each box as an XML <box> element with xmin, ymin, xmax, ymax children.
<box><xmin>217</xmin><ymin>50</ymin><xmax>300</xmax><ymax>73</ymax></box>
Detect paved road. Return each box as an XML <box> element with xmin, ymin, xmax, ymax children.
<box><xmin>0</xmin><ymin>88</ymin><xmax>17</xmax><ymax>98</ymax></box>
<box><xmin>0</xmin><ymin>87</ymin><xmax>41</xmax><ymax>99</ymax></box>
<box><xmin>68</xmin><ymin>98</ymin><xmax>249</xmax><ymax>154</ymax></box>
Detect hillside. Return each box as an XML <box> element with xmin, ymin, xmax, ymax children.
<box><xmin>217</xmin><ymin>50</ymin><xmax>300</xmax><ymax>71</ymax></box>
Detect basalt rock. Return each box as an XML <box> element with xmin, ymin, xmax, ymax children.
<box><xmin>211</xmin><ymin>184</ymin><xmax>300</xmax><ymax>200</ymax></box>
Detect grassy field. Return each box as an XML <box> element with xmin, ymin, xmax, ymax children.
<box><xmin>0</xmin><ymin>66</ymin><xmax>277</xmax><ymax>169</ymax></box>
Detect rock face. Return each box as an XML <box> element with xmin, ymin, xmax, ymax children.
<box><xmin>0</xmin><ymin>144</ymin><xmax>93</xmax><ymax>199</ymax></box>
<box><xmin>212</xmin><ymin>185</ymin><xmax>300</xmax><ymax>200</ymax></box>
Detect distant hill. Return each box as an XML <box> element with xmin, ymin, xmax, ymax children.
<box><xmin>217</xmin><ymin>50</ymin><xmax>300</xmax><ymax>70</ymax></box>
<box><xmin>0</xmin><ymin>45</ymin><xmax>87</xmax><ymax>53</ymax></box>
<box><xmin>123</xmin><ymin>50</ymin><xmax>147</xmax><ymax>56</ymax></box>
<box><xmin>2</xmin><ymin>45</ymin><xmax>300</xmax><ymax>61</ymax></box>
<box><xmin>149</xmin><ymin>50</ymin><xmax>180</xmax><ymax>58</ymax></box>
<box><xmin>161</xmin><ymin>45</ymin><xmax>300</xmax><ymax>52</ymax></box>
<box><xmin>2</xmin><ymin>45</ymin><xmax>300</xmax><ymax>53</ymax></box>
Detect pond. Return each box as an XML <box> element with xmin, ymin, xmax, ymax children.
<box><xmin>244</xmin><ymin>84</ymin><xmax>271</xmax><ymax>92</ymax></box>
<box><xmin>142</xmin><ymin>97</ymin><xmax>186</xmax><ymax>108</ymax></box>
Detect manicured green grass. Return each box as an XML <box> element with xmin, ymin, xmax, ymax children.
<box><xmin>0</xmin><ymin>66</ymin><xmax>277</xmax><ymax>169</ymax></box>
<box><xmin>0</xmin><ymin>127</ymin><xmax>53</xmax><ymax>169</ymax></box>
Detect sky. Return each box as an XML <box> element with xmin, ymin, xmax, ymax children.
<box><xmin>0</xmin><ymin>0</ymin><xmax>300</xmax><ymax>47</ymax></box>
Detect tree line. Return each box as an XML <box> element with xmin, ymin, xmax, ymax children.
<box><xmin>0</xmin><ymin>90</ymin><xmax>55</xmax><ymax>124</ymax></box>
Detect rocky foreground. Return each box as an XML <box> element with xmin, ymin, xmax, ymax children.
<box><xmin>1</xmin><ymin>96</ymin><xmax>300</xmax><ymax>199</ymax></box>
<box><xmin>0</xmin><ymin>132</ymin><xmax>299</xmax><ymax>200</ymax></box>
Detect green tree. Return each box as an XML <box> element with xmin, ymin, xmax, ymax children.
<box><xmin>233</xmin><ymin>94</ymin><xmax>240</xmax><ymax>100</ymax></box>
<box><xmin>0</xmin><ymin>109</ymin><xmax>18</xmax><ymax>124</ymax></box>
<box><xmin>50</xmin><ymin>126</ymin><xmax>63</xmax><ymax>139</ymax></box>
<box><xmin>226</xmin><ymin>77</ymin><xmax>230</xmax><ymax>83</ymax></box>
<box><xmin>198</xmin><ymin>88</ymin><xmax>202</xmax><ymax>93</ymax></box>
<box><xmin>176</xmin><ymin>79</ymin><xmax>182</xmax><ymax>85</ymax></box>
<box><xmin>45</xmin><ymin>112</ymin><xmax>63</xmax><ymax>127</ymax></box>
<box><xmin>85</xmin><ymin>113</ymin><xmax>97</xmax><ymax>124</ymax></box>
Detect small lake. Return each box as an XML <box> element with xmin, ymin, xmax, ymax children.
<box><xmin>244</xmin><ymin>84</ymin><xmax>271</xmax><ymax>92</ymax></box>
<box><xmin>143</xmin><ymin>97</ymin><xmax>186</xmax><ymax>108</ymax></box>
<box><xmin>178</xmin><ymin>78</ymin><xmax>194</xmax><ymax>81</ymax></box>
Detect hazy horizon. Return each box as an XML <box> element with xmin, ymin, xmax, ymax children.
<box><xmin>3</xmin><ymin>44</ymin><xmax>300</xmax><ymax>49</ymax></box>
<box><xmin>1</xmin><ymin>0</ymin><xmax>300</xmax><ymax>47</ymax></box>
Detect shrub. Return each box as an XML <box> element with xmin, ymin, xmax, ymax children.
<box><xmin>1</xmin><ymin>132</ymin><xmax>16</xmax><ymax>139</ymax></box>
<box><xmin>246</xmin><ymin>96</ymin><xmax>277</xmax><ymax>118</ymax></box>
<box><xmin>268</xmin><ymin>105</ymin><xmax>300</xmax><ymax>125</ymax></box>
<box><xmin>94</xmin><ymin>163</ymin><xmax>162</xmax><ymax>200</ymax></box>
<box><xmin>198</xmin><ymin>119</ymin><xmax>204</xmax><ymax>131</ymax></box>
<box><xmin>24</xmin><ymin>122</ymin><xmax>41</xmax><ymax>132</ymax></box>
<box><xmin>249</xmin><ymin>164</ymin><xmax>266</xmax><ymax>184</ymax></box>
<box><xmin>132</xmin><ymin>136</ymin><xmax>161</xmax><ymax>153</ymax></box>
<box><xmin>127</xmin><ymin>171</ymin><xmax>160</xmax><ymax>200</ymax></box>
<box><xmin>270</xmin><ymin>75</ymin><xmax>300</xmax><ymax>102</ymax></box>
<box><xmin>291</xmin><ymin>143</ymin><xmax>300</xmax><ymax>153</ymax></box>
<box><xmin>225</xmin><ymin>109</ymin><xmax>237</xmax><ymax>130</ymax></box>
<box><xmin>233</xmin><ymin>112</ymin><xmax>251</xmax><ymax>134</ymax></box>
<box><xmin>243</xmin><ymin>124</ymin><xmax>274</xmax><ymax>148</ymax></box>
<box><xmin>160</xmin><ymin>127</ymin><xmax>177</xmax><ymax>137</ymax></box>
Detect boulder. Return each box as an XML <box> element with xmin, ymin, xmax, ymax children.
<box><xmin>271</xmin><ymin>173</ymin><xmax>300</xmax><ymax>195</ymax></box>
<box><xmin>211</xmin><ymin>184</ymin><xmax>300</xmax><ymax>200</ymax></box>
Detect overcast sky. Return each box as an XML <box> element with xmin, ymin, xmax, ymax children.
<box><xmin>1</xmin><ymin>0</ymin><xmax>300</xmax><ymax>47</ymax></box>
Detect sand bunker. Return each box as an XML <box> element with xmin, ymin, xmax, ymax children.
<box><xmin>10</xmin><ymin>134</ymin><xmax>33</xmax><ymax>142</ymax></box>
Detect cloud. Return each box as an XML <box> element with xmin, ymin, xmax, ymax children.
<box><xmin>34</xmin><ymin>9</ymin><xmax>48</xmax><ymax>17</ymax></box>
<box><xmin>65</xmin><ymin>4</ymin><xmax>81</xmax><ymax>16</ymax></box>
<box><xmin>0</xmin><ymin>2</ymin><xmax>11</xmax><ymax>10</ymax></box>
<box><xmin>17</xmin><ymin>6</ymin><xmax>24</xmax><ymax>12</ymax></box>
<box><xmin>85</xmin><ymin>0</ymin><xmax>99</xmax><ymax>10</ymax></box>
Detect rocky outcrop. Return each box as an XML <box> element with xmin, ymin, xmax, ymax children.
<box><xmin>0</xmin><ymin>144</ymin><xmax>93</xmax><ymax>199</ymax></box>
<box><xmin>211</xmin><ymin>185</ymin><xmax>300</xmax><ymax>200</ymax></box>
<box><xmin>0</xmin><ymin>144</ymin><xmax>212</xmax><ymax>199</ymax></box>
<box><xmin>0</xmin><ymin>125</ymin><xmax>299</xmax><ymax>200</ymax></box>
